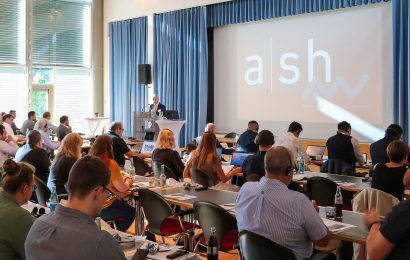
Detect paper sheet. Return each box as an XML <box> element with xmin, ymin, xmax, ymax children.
<box><xmin>292</xmin><ymin>173</ymin><xmax>309</xmax><ymax>181</ymax></box>
<box><xmin>322</xmin><ymin>218</ymin><xmax>356</xmax><ymax>233</ymax></box>
<box><xmin>163</xmin><ymin>193</ymin><xmax>197</xmax><ymax>201</ymax></box>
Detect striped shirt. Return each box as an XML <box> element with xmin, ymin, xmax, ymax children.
<box><xmin>235</xmin><ymin>177</ymin><xmax>327</xmax><ymax>260</ymax></box>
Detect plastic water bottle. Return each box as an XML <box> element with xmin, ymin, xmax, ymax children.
<box><xmin>49</xmin><ymin>186</ymin><xmax>58</xmax><ymax>212</ymax></box>
<box><xmin>128</xmin><ymin>160</ymin><xmax>136</xmax><ymax>177</ymax></box>
<box><xmin>160</xmin><ymin>165</ymin><xmax>166</xmax><ymax>187</ymax></box>
<box><xmin>298</xmin><ymin>152</ymin><xmax>305</xmax><ymax>174</ymax></box>
<box><xmin>207</xmin><ymin>227</ymin><xmax>218</xmax><ymax>260</ymax></box>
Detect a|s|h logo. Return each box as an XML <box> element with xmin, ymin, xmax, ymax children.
<box><xmin>303</xmin><ymin>75</ymin><xmax>368</xmax><ymax>100</ymax></box>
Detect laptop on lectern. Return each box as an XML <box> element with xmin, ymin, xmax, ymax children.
<box><xmin>165</xmin><ymin>110</ymin><xmax>179</xmax><ymax>120</ymax></box>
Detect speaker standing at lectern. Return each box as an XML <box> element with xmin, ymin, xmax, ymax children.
<box><xmin>149</xmin><ymin>95</ymin><xmax>166</xmax><ymax>116</ymax></box>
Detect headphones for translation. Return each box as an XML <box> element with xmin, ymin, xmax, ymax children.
<box><xmin>284</xmin><ymin>149</ymin><xmax>294</xmax><ymax>176</ymax></box>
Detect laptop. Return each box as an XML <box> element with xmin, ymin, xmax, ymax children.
<box><xmin>306</xmin><ymin>145</ymin><xmax>326</xmax><ymax>160</ymax></box>
<box><xmin>165</xmin><ymin>110</ymin><xmax>179</xmax><ymax>120</ymax></box>
<box><xmin>216</xmin><ymin>148</ymin><xmax>222</xmax><ymax>158</ymax></box>
<box><xmin>140</xmin><ymin>141</ymin><xmax>156</xmax><ymax>154</ymax></box>
<box><xmin>231</xmin><ymin>152</ymin><xmax>254</xmax><ymax>166</ymax></box>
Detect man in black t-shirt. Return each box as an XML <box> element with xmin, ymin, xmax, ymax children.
<box><xmin>365</xmin><ymin>201</ymin><xmax>410</xmax><ymax>259</ymax></box>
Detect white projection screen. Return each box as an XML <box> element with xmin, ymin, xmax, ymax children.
<box><xmin>214</xmin><ymin>3</ymin><xmax>392</xmax><ymax>142</ymax></box>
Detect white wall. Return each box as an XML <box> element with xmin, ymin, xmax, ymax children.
<box><xmin>103</xmin><ymin>0</ymin><xmax>231</xmax><ymax>116</ymax></box>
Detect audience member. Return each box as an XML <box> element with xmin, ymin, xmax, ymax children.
<box><xmin>237</xmin><ymin>120</ymin><xmax>259</xmax><ymax>153</ymax></box>
<box><xmin>34</xmin><ymin>119</ymin><xmax>60</xmax><ymax>151</ymax></box>
<box><xmin>152</xmin><ymin>128</ymin><xmax>184</xmax><ymax>180</ymax></box>
<box><xmin>0</xmin><ymin>159</ymin><xmax>35</xmax><ymax>260</ymax></box>
<box><xmin>3</xmin><ymin>114</ymin><xmax>26</xmax><ymax>143</ymax></box>
<box><xmin>365</xmin><ymin>202</ymin><xmax>410</xmax><ymax>259</ymax></box>
<box><xmin>274</xmin><ymin>121</ymin><xmax>310</xmax><ymax>164</ymax></box>
<box><xmin>370</xmin><ymin>124</ymin><xmax>403</xmax><ymax>165</ymax></box>
<box><xmin>0</xmin><ymin>112</ymin><xmax>5</xmax><ymax>124</ymax></box>
<box><xmin>9</xmin><ymin>110</ymin><xmax>20</xmax><ymax>135</ymax></box>
<box><xmin>25</xmin><ymin>156</ymin><xmax>126</xmax><ymax>260</ymax></box>
<box><xmin>326</xmin><ymin>121</ymin><xmax>364</xmax><ymax>170</ymax></box>
<box><xmin>371</xmin><ymin>140</ymin><xmax>410</xmax><ymax>200</ymax></box>
<box><xmin>149</xmin><ymin>95</ymin><xmax>166</xmax><ymax>116</ymax></box>
<box><xmin>89</xmin><ymin>135</ymin><xmax>135</xmax><ymax>232</ymax></box>
<box><xmin>15</xmin><ymin>130</ymin><xmax>50</xmax><ymax>184</ymax></box>
<box><xmin>107</xmin><ymin>121</ymin><xmax>150</xmax><ymax>167</ymax></box>
<box><xmin>183</xmin><ymin>132</ymin><xmax>242</xmax><ymax>190</ymax></box>
<box><xmin>40</xmin><ymin>111</ymin><xmax>57</xmax><ymax>133</ymax></box>
<box><xmin>56</xmin><ymin>115</ymin><xmax>72</xmax><ymax>141</ymax></box>
<box><xmin>47</xmin><ymin>133</ymin><xmax>83</xmax><ymax>195</ymax></box>
<box><xmin>20</xmin><ymin>111</ymin><xmax>37</xmax><ymax>136</ymax></box>
<box><xmin>199</xmin><ymin>123</ymin><xmax>234</xmax><ymax>154</ymax></box>
<box><xmin>0</xmin><ymin>125</ymin><xmax>19</xmax><ymax>167</ymax></box>
<box><xmin>235</xmin><ymin>146</ymin><xmax>331</xmax><ymax>260</ymax></box>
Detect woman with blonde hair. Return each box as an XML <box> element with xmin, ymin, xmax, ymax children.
<box><xmin>183</xmin><ymin>132</ymin><xmax>242</xmax><ymax>190</ymax></box>
<box><xmin>89</xmin><ymin>134</ymin><xmax>134</xmax><ymax>232</ymax></box>
<box><xmin>47</xmin><ymin>133</ymin><xmax>83</xmax><ymax>195</ymax></box>
<box><xmin>152</xmin><ymin>128</ymin><xmax>184</xmax><ymax>180</ymax></box>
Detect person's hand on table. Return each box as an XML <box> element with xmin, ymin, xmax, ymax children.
<box><xmin>231</xmin><ymin>166</ymin><xmax>242</xmax><ymax>175</ymax></box>
<box><xmin>140</xmin><ymin>152</ymin><xmax>152</xmax><ymax>158</ymax></box>
<box><xmin>364</xmin><ymin>208</ymin><xmax>381</xmax><ymax>228</ymax></box>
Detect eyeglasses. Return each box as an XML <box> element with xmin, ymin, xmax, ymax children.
<box><xmin>101</xmin><ymin>186</ymin><xmax>117</xmax><ymax>200</ymax></box>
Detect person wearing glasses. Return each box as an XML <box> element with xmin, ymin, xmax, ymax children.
<box><xmin>89</xmin><ymin>135</ymin><xmax>135</xmax><ymax>232</ymax></box>
<box><xmin>25</xmin><ymin>156</ymin><xmax>126</xmax><ymax>260</ymax></box>
<box><xmin>0</xmin><ymin>159</ymin><xmax>35</xmax><ymax>260</ymax></box>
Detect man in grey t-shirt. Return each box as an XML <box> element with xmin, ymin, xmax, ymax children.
<box><xmin>25</xmin><ymin>156</ymin><xmax>126</xmax><ymax>260</ymax></box>
<box><xmin>20</xmin><ymin>111</ymin><xmax>36</xmax><ymax>136</ymax></box>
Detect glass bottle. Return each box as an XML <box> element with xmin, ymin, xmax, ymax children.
<box><xmin>207</xmin><ymin>227</ymin><xmax>218</xmax><ymax>260</ymax></box>
<box><xmin>160</xmin><ymin>165</ymin><xmax>166</xmax><ymax>187</ymax></box>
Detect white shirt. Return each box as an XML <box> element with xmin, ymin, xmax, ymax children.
<box><xmin>274</xmin><ymin>132</ymin><xmax>310</xmax><ymax>164</ymax></box>
<box><xmin>0</xmin><ymin>140</ymin><xmax>19</xmax><ymax>166</ymax></box>
<box><xmin>2</xmin><ymin>122</ymin><xmax>18</xmax><ymax>142</ymax></box>
<box><xmin>351</xmin><ymin>136</ymin><xmax>365</xmax><ymax>166</ymax></box>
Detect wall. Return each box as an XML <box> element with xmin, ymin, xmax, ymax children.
<box><xmin>102</xmin><ymin>0</ymin><xmax>231</xmax><ymax>117</ymax></box>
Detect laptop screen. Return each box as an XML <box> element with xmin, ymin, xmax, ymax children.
<box><xmin>306</xmin><ymin>145</ymin><xmax>326</xmax><ymax>158</ymax></box>
<box><xmin>140</xmin><ymin>141</ymin><xmax>156</xmax><ymax>154</ymax></box>
<box><xmin>216</xmin><ymin>148</ymin><xmax>222</xmax><ymax>158</ymax></box>
<box><xmin>231</xmin><ymin>152</ymin><xmax>254</xmax><ymax>166</ymax></box>
<box><xmin>165</xmin><ymin>110</ymin><xmax>179</xmax><ymax>120</ymax></box>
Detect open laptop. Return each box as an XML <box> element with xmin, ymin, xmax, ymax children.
<box><xmin>140</xmin><ymin>141</ymin><xmax>156</xmax><ymax>154</ymax></box>
<box><xmin>306</xmin><ymin>145</ymin><xmax>326</xmax><ymax>160</ymax></box>
<box><xmin>216</xmin><ymin>148</ymin><xmax>222</xmax><ymax>158</ymax></box>
<box><xmin>230</xmin><ymin>152</ymin><xmax>254</xmax><ymax>166</ymax></box>
<box><xmin>165</xmin><ymin>110</ymin><xmax>179</xmax><ymax>120</ymax></box>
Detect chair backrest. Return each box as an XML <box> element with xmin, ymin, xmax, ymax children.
<box><xmin>34</xmin><ymin>176</ymin><xmax>51</xmax><ymax>206</ymax></box>
<box><xmin>138</xmin><ymin>189</ymin><xmax>174</xmax><ymax>235</ymax></box>
<box><xmin>194</xmin><ymin>201</ymin><xmax>238</xmax><ymax>249</ymax></box>
<box><xmin>245</xmin><ymin>173</ymin><xmax>261</xmax><ymax>183</ymax></box>
<box><xmin>352</xmin><ymin>188</ymin><xmax>400</xmax><ymax>216</ymax></box>
<box><xmin>151</xmin><ymin>161</ymin><xmax>177</xmax><ymax>179</ymax></box>
<box><xmin>239</xmin><ymin>230</ymin><xmax>296</xmax><ymax>260</ymax></box>
<box><xmin>189</xmin><ymin>168</ymin><xmax>216</xmax><ymax>187</ymax></box>
<box><xmin>224</xmin><ymin>132</ymin><xmax>237</xmax><ymax>138</ymax></box>
<box><xmin>306</xmin><ymin>176</ymin><xmax>337</xmax><ymax>206</ymax></box>
<box><xmin>132</xmin><ymin>156</ymin><xmax>151</xmax><ymax>176</ymax></box>
<box><xmin>320</xmin><ymin>159</ymin><xmax>354</xmax><ymax>176</ymax></box>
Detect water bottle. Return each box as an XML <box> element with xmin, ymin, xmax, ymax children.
<box><xmin>334</xmin><ymin>185</ymin><xmax>343</xmax><ymax>221</ymax></box>
<box><xmin>49</xmin><ymin>186</ymin><xmax>58</xmax><ymax>212</ymax></box>
<box><xmin>298</xmin><ymin>152</ymin><xmax>305</xmax><ymax>174</ymax></box>
<box><xmin>207</xmin><ymin>227</ymin><xmax>218</xmax><ymax>260</ymax></box>
<box><xmin>128</xmin><ymin>160</ymin><xmax>136</xmax><ymax>177</ymax></box>
<box><xmin>160</xmin><ymin>165</ymin><xmax>166</xmax><ymax>187</ymax></box>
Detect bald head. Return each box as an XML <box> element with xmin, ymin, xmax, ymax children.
<box><xmin>153</xmin><ymin>95</ymin><xmax>159</xmax><ymax>104</ymax></box>
<box><xmin>205</xmin><ymin>123</ymin><xmax>215</xmax><ymax>133</ymax></box>
<box><xmin>264</xmin><ymin>146</ymin><xmax>294</xmax><ymax>178</ymax></box>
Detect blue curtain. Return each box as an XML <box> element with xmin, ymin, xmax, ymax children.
<box><xmin>153</xmin><ymin>7</ymin><xmax>208</xmax><ymax>146</ymax></box>
<box><xmin>207</xmin><ymin>0</ymin><xmax>389</xmax><ymax>27</ymax></box>
<box><xmin>109</xmin><ymin>17</ymin><xmax>148</xmax><ymax>137</ymax></box>
<box><xmin>393</xmin><ymin>0</ymin><xmax>410</xmax><ymax>142</ymax></box>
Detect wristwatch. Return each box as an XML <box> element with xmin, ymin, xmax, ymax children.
<box><xmin>367</xmin><ymin>220</ymin><xmax>381</xmax><ymax>231</ymax></box>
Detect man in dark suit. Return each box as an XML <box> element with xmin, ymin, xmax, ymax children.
<box><xmin>370</xmin><ymin>124</ymin><xmax>403</xmax><ymax>165</ymax></box>
<box><xmin>237</xmin><ymin>120</ymin><xmax>259</xmax><ymax>153</ymax></box>
<box><xmin>149</xmin><ymin>95</ymin><xmax>166</xmax><ymax>116</ymax></box>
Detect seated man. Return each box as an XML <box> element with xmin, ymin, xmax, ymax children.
<box><xmin>3</xmin><ymin>114</ymin><xmax>26</xmax><ymax>143</ymax></box>
<box><xmin>56</xmin><ymin>115</ymin><xmax>72</xmax><ymax>141</ymax></box>
<box><xmin>198</xmin><ymin>123</ymin><xmax>234</xmax><ymax>155</ymax></box>
<box><xmin>107</xmin><ymin>121</ymin><xmax>150</xmax><ymax>167</ymax></box>
<box><xmin>9</xmin><ymin>110</ymin><xmax>20</xmax><ymax>135</ymax></box>
<box><xmin>236</xmin><ymin>146</ymin><xmax>331</xmax><ymax>259</ymax></box>
<box><xmin>326</xmin><ymin>121</ymin><xmax>364</xmax><ymax>170</ymax></box>
<box><xmin>20</xmin><ymin>111</ymin><xmax>37</xmax><ymax>136</ymax></box>
<box><xmin>365</xmin><ymin>201</ymin><xmax>410</xmax><ymax>259</ymax></box>
<box><xmin>25</xmin><ymin>156</ymin><xmax>126</xmax><ymax>260</ymax></box>
<box><xmin>237</xmin><ymin>120</ymin><xmax>259</xmax><ymax>153</ymax></box>
<box><xmin>370</xmin><ymin>124</ymin><xmax>403</xmax><ymax>165</ymax></box>
<box><xmin>34</xmin><ymin>119</ymin><xmax>60</xmax><ymax>151</ymax></box>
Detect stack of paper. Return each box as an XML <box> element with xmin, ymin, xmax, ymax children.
<box><xmin>163</xmin><ymin>193</ymin><xmax>197</xmax><ymax>201</ymax></box>
<box><xmin>322</xmin><ymin>218</ymin><xmax>356</xmax><ymax>233</ymax></box>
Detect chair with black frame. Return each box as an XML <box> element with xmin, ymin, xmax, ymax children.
<box><xmin>239</xmin><ymin>230</ymin><xmax>296</xmax><ymax>260</ymax></box>
<box><xmin>138</xmin><ymin>189</ymin><xmax>195</xmax><ymax>244</ymax></box>
<box><xmin>193</xmin><ymin>201</ymin><xmax>239</xmax><ymax>253</ymax></box>
<box><xmin>132</xmin><ymin>156</ymin><xmax>151</xmax><ymax>176</ymax></box>
<box><xmin>224</xmin><ymin>132</ymin><xmax>237</xmax><ymax>139</ymax></box>
<box><xmin>151</xmin><ymin>161</ymin><xmax>177</xmax><ymax>180</ymax></box>
<box><xmin>189</xmin><ymin>168</ymin><xmax>216</xmax><ymax>187</ymax></box>
<box><xmin>306</xmin><ymin>176</ymin><xmax>337</xmax><ymax>206</ymax></box>
<box><xmin>320</xmin><ymin>159</ymin><xmax>354</xmax><ymax>176</ymax></box>
<box><xmin>33</xmin><ymin>176</ymin><xmax>51</xmax><ymax>206</ymax></box>
<box><xmin>244</xmin><ymin>173</ymin><xmax>261</xmax><ymax>183</ymax></box>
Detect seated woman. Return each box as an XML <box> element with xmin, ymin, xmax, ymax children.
<box><xmin>372</xmin><ymin>140</ymin><xmax>410</xmax><ymax>200</ymax></box>
<box><xmin>15</xmin><ymin>130</ymin><xmax>50</xmax><ymax>184</ymax></box>
<box><xmin>47</xmin><ymin>133</ymin><xmax>83</xmax><ymax>195</ymax></box>
<box><xmin>89</xmin><ymin>135</ymin><xmax>135</xmax><ymax>232</ymax></box>
<box><xmin>0</xmin><ymin>159</ymin><xmax>35</xmax><ymax>260</ymax></box>
<box><xmin>152</xmin><ymin>128</ymin><xmax>184</xmax><ymax>180</ymax></box>
<box><xmin>183</xmin><ymin>131</ymin><xmax>242</xmax><ymax>191</ymax></box>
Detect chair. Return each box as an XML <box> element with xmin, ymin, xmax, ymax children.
<box><xmin>34</xmin><ymin>176</ymin><xmax>51</xmax><ymax>206</ymax></box>
<box><xmin>239</xmin><ymin>230</ymin><xmax>296</xmax><ymax>260</ymax></box>
<box><xmin>189</xmin><ymin>168</ymin><xmax>216</xmax><ymax>187</ymax></box>
<box><xmin>193</xmin><ymin>201</ymin><xmax>238</xmax><ymax>252</ymax></box>
<box><xmin>224</xmin><ymin>132</ymin><xmax>237</xmax><ymax>138</ymax></box>
<box><xmin>151</xmin><ymin>161</ymin><xmax>177</xmax><ymax>180</ymax></box>
<box><xmin>306</xmin><ymin>177</ymin><xmax>337</xmax><ymax>206</ymax></box>
<box><xmin>138</xmin><ymin>189</ymin><xmax>194</xmax><ymax>243</ymax></box>
<box><xmin>132</xmin><ymin>156</ymin><xmax>151</xmax><ymax>176</ymax></box>
<box><xmin>320</xmin><ymin>159</ymin><xmax>354</xmax><ymax>176</ymax></box>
